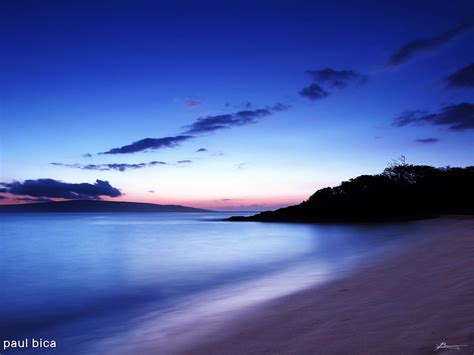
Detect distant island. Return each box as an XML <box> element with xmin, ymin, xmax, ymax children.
<box><xmin>229</xmin><ymin>160</ymin><xmax>474</xmax><ymax>223</ymax></box>
<box><xmin>0</xmin><ymin>200</ymin><xmax>210</xmax><ymax>213</ymax></box>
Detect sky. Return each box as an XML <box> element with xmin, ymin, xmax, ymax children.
<box><xmin>1</xmin><ymin>0</ymin><xmax>473</xmax><ymax>210</ymax></box>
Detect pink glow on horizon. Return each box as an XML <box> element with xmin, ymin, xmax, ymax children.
<box><xmin>0</xmin><ymin>194</ymin><xmax>306</xmax><ymax>212</ymax></box>
<box><xmin>107</xmin><ymin>194</ymin><xmax>307</xmax><ymax>211</ymax></box>
<box><xmin>0</xmin><ymin>194</ymin><xmax>65</xmax><ymax>205</ymax></box>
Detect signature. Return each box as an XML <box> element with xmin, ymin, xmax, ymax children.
<box><xmin>434</xmin><ymin>342</ymin><xmax>468</xmax><ymax>351</ymax></box>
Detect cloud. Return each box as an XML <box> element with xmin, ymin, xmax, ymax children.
<box><xmin>177</xmin><ymin>160</ymin><xmax>192</xmax><ymax>164</ymax></box>
<box><xmin>393</xmin><ymin>103</ymin><xmax>474</xmax><ymax>131</ymax></box>
<box><xmin>82</xmin><ymin>153</ymin><xmax>92</xmax><ymax>158</ymax></box>
<box><xmin>148</xmin><ymin>190</ymin><xmax>155</xmax><ymax>193</ymax></box>
<box><xmin>0</xmin><ymin>179</ymin><xmax>122</xmax><ymax>200</ymax></box>
<box><xmin>299</xmin><ymin>84</ymin><xmax>330</xmax><ymax>101</ymax></box>
<box><xmin>0</xmin><ymin>195</ymin><xmax>7</xmax><ymax>199</ymax></box>
<box><xmin>386</xmin><ymin>21</ymin><xmax>474</xmax><ymax>67</ymax></box>
<box><xmin>196</xmin><ymin>148</ymin><xmax>207</xmax><ymax>152</ymax></box>
<box><xmin>305</xmin><ymin>68</ymin><xmax>368</xmax><ymax>88</ymax></box>
<box><xmin>52</xmin><ymin>161</ymin><xmax>167</xmax><ymax>172</ymax></box>
<box><xmin>101</xmin><ymin>135</ymin><xmax>192</xmax><ymax>155</ymax></box>
<box><xmin>225</xmin><ymin>101</ymin><xmax>253</xmax><ymax>109</ymax></box>
<box><xmin>446</xmin><ymin>62</ymin><xmax>474</xmax><ymax>88</ymax></box>
<box><xmin>184</xmin><ymin>98</ymin><xmax>202</xmax><ymax>107</ymax></box>
<box><xmin>271</xmin><ymin>103</ymin><xmax>291</xmax><ymax>111</ymax></box>
<box><xmin>183</xmin><ymin>108</ymin><xmax>274</xmax><ymax>134</ymax></box>
<box><xmin>299</xmin><ymin>68</ymin><xmax>366</xmax><ymax>101</ymax></box>
<box><xmin>415</xmin><ymin>138</ymin><xmax>439</xmax><ymax>144</ymax></box>
<box><xmin>100</xmin><ymin>104</ymin><xmax>287</xmax><ymax>155</ymax></box>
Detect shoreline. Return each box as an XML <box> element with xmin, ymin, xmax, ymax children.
<box><xmin>185</xmin><ymin>216</ymin><xmax>474</xmax><ymax>354</ymax></box>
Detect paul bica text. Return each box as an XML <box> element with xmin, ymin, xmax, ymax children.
<box><xmin>3</xmin><ymin>338</ymin><xmax>57</xmax><ymax>350</ymax></box>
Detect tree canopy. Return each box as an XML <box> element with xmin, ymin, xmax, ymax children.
<box><xmin>230</xmin><ymin>159</ymin><xmax>474</xmax><ymax>222</ymax></box>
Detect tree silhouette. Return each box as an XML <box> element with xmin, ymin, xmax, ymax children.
<box><xmin>230</xmin><ymin>159</ymin><xmax>474</xmax><ymax>222</ymax></box>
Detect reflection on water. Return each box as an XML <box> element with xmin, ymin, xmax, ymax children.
<box><xmin>0</xmin><ymin>212</ymin><xmax>421</xmax><ymax>354</ymax></box>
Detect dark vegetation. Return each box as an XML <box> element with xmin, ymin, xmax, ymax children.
<box><xmin>0</xmin><ymin>200</ymin><xmax>210</xmax><ymax>213</ymax></box>
<box><xmin>229</xmin><ymin>157</ymin><xmax>474</xmax><ymax>223</ymax></box>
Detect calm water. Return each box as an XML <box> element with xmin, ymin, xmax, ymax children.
<box><xmin>0</xmin><ymin>212</ymin><xmax>423</xmax><ymax>354</ymax></box>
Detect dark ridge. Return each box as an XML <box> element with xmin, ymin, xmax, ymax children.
<box><xmin>0</xmin><ymin>200</ymin><xmax>211</xmax><ymax>213</ymax></box>
<box><xmin>228</xmin><ymin>163</ymin><xmax>474</xmax><ymax>223</ymax></box>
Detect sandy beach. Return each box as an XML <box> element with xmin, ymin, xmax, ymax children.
<box><xmin>184</xmin><ymin>217</ymin><xmax>474</xmax><ymax>355</ymax></box>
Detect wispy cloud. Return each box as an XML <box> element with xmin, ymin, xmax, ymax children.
<box><xmin>177</xmin><ymin>160</ymin><xmax>192</xmax><ymax>164</ymax></box>
<box><xmin>99</xmin><ymin>103</ymin><xmax>288</xmax><ymax>155</ymax></box>
<box><xmin>386</xmin><ymin>21</ymin><xmax>474</xmax><ymax>67</ymax></box>
<box><xmin>183</xmin><ymin>105</ymin><xmax>289</xmax><ymax>134</ymax></box>
<box><xmin>196</xmin><ymin>148</ymin><xmax>207</xmax><ymax>152</ymax></box>
<box><xmin>183</xmin><ymin>98</ymin><xmax>202</xmax><ymax>107</ymax></box>
<box><xmin>0</xmin><ymin>179</ymin><xmax>122</xmax><ymax>200</ymax></box>
<box><xmin>225</xmin><ymin>101</ymin><xmax>253</xmax><ymax>109</ymax></box>
<box><xmin>299</xmin><ymin>68</ymin><xmax>367</xmax><ymax>101</ymax></box>
<box><xmin>393</xmin><ymin>103</ymin><xmax>474</xmax><ymax>131</ymax></box>
<box><xmin>271</xmin><ymin>102</ymin><xmax>291</xmax><ymax>111</ymax></box>
<box><xmin>183</xmin><ymin>111</ymin><xmax>268</xmax><ymax>134</ymax></box>
<box><xmin>299</xmin><ymin>84</ymin><xmax>329</xmax><ymax>101</ymax></box>
<box><xmin>415</xmin><ymin>138</ymin><xmax>439</xmax><ymax>144</ymax></box>
<box><xmin>305</xmin><ymin>68</ymin><xmax>367</xmax><ymax>88</ymax></box>
<box><xmin>51</xmin><ymin>161</ymin><xmax>167</xmax><ymax>172</ymax></box>
<box><xmin>101</xmin><ymin>135</ymin><xmax>192</xmax><ymax>155</ymax></box>
<box><xmin>446</xmin><ymin>62</ymin><xmax>474</xmax><ymax>88</ymax></box>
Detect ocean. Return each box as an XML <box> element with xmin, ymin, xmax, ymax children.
<box><xmin>0</xmin><ymin>212</ymin><xmax>422</xmax><ymax>354</ymax></box>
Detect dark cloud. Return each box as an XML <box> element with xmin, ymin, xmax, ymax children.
<box><xmin>415</xmin><ymin>138</ymin><xmax>439</xmax><ymax>144</ymax></box>
<box><xmin>386</xmin><ymin>21</ymin><xmax>474</xmax><ymax>67</ymax></box>
<box><xmin>101</xmin><ymin>135</ymin><xmax>192</xmax><ymax>155</ymax></box>
<box><xmin>299</xmin><ymin>84</ymin><xmax>330</xmax><ymax>101</ymax></box>
<box><xmin>305</xmin><ymin>68</ymin><xmax>368</xmax><ymax>88</ymax></box>
<box><xmin>300</xmin><ymin>68</ymin><xmax>366</xmax><ymax>101</ymax></box>
<box><xmin>446</xmin><ymin>62</ymin><xmax>474</xmax><ymax>88</ymax></box>
<box><xmin>148</xmin><ymin>190</ymin><xmax>155</xmax><ymax>193</ymax></box>
<box><xmin>271</xmin><ymin>103</ymin><xmax>290</xmax><ymax>111</ymax></box>
<box><xmin>52</xmin><ymin>161</ymin><xmax>167</xmax><ymax>172</ymax></box>
<box><xmin>393</xmin><ymin>103</ymin><xmax>474</xmax><ymax>131</ymax></box>
<box><xmin>177</xmin><ymin>160</ymin><xmax>192</xmax><ymax>164</ymax></box>
<box><xmin>100</xmin><ymin>104</ymin><xmax>286</xmax><ymax>155</ymax></box>
<box><xmin>184</xmin><ymin>114</ymin><xmax>234</xmax><ymax>134</ymax></box>
<box><xmin>184</xmin><ymin>98</ymin><xmax>202</xmax><ymax>107</ymax></box>
<box><xmin>0</xmin><ymin>179</ymin><xmax>122</xmax><ymax>200</ymax></box>
<box><xmin>393</xmin><ymin>110</ymin><xmax>425</xmax><ymax>127</ymax></box>
<box><xmin>225</xmin><ymin>101</ymin><xmax>253</xmax><ymax>109</ymax></box>
<box><xmin>82</xmin><ymin>153</ymin><xmax>92</xmax><ymax>158</ymax></box>
<box><xmin>0</xmin><ymin>195</ymin><xmax>7</xmax><ymax>199</ymax></box>
<box><xmin>196</xmin><ymin>148</ymin><xmax>207</xmax><ymax>152</ymax></box>
<box><xmin>183</xmin><ymin>108</ymin><xmax>275</xmax><ymax>134</ymax></box>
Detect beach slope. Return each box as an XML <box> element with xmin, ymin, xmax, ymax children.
<box><xmin>187</xmin><ymin>217</ymin><xmax>474</xmax><ymax>355</ymax></box>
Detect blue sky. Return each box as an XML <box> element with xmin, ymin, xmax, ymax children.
<box><xmin>1</xmin><ymin>0</ymin><xmax>473</xmax><ymax>210</ymax></box>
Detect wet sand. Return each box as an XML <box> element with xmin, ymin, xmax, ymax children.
<box><xmin>185</xmin><ymin>217</ymin><xmax>474</xmax><ymax>355</ymax></box>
